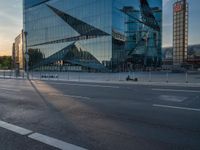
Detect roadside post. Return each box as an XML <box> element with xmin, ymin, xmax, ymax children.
<box><xmin>166</xmin><ymin>72</ymin><xmax>169</xmax><ymax>83</ymax></box>
<box><xmin>24</xmin><ymin>31</ymin><xmax>29</xmax><ymax>80</ymax></box>
<box><xmin>185</xmin><ymin>71</ymin><xmax>188</xmax><ymax>83</ymax></box>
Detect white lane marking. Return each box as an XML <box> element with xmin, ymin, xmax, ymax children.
<box><xmin>152</xmin><ymin>88</ymin><xmax>200</xmax><ymax>93</ymax></box>
<box><xmin>0</xmin><ymin>120</ymin><xmax>87</xmax><ymax>149</ymax></box>
<box><xmin>0</xmin><ymin>93</ymin><xmax>25</xmax><ymax>100</ymax></box>
<box><xmin>159</xmin><ymin>95</ymin><xmax>187</xmax><ymax>102</ymax></box>
<box><xmin>49</xmin><ymin>93</ymin><xmax>91</xmax><ymax>100</ymax></box>
<box><xmin>63</xmin><ymin>94</ymin><xmax>91</xmax><ymax>100</ymax></box>
<box><xmin>153</xmin><ymin>104</ymin><xmax>200</xmax><ymax>112</ymax></box>
<box><xmin>0</xmin><ymin>120</ymin><xmax>32</xmax><ymax>135</ymax></box>
<box><xmin>0</xmin><ymin>87</ymin><xmax>21</xmax><ymax>92</ymax></box>
<box><xmin>29</xmin><ymin>133</ymin><xmax>87</xmax><ymax>150</ymax></box>
<box><xmin>37</xmin><ymin>81</ymin><xmax>119</xmax><ymax>89</ymax></box>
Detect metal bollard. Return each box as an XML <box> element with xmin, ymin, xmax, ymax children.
<box><xmin>118</xmin><ymin>72</ymin><xmax>121</xmax><ymax>81</ymax></box>
<box><xmin>185</xmin><ymin>72</ymin><xmax>188</xmax><ymax>83</ymax></box>
<box><xmin>166</xmin><ymin>72</ymin><xmax>169</xmax><ymax>83</ymax></box>
<box><xmin>78</xmin><ymin>72</ymin><xmax>80</xmax><ymax>82</ymax></box>
<box><xmin>149</xmin><ymin>71</ymin><xmax>152</xmax><ymax>82</ymax></box>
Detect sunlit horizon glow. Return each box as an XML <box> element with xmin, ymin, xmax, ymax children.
<box><xmin>0</xmin><ymin>50</ymin><xmax>12</xmax><ymax>56</ymax></box>
<box><xmin>0</xmin><ymin>0</ymin><xmax>199</xmax><ymax>56</ymax></box>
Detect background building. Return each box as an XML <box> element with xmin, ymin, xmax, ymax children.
<box><xmin>23</xmin><ymin>0</ymin><xmax>162</xmax><ymax>72</ymax></box>
<box><xmin>173</xmin><ymin>0</ymin><xmax>188</xmax><ymax>66</ymax></box>
<box><xmin>12</xmin><ymin>31</ymin><xmax>24</xmax><ymax>70</ymax></box>
<box><xmin>163</xmin><ymin>45</ymin><xmax>200</xmax><ymax>69</ymax></box>
<box><xmin>12</xmin><ymin>43</ymin><xmax>15</xmax><ymax>69</ymax></box>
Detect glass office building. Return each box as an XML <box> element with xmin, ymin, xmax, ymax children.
<box><xmin>23</xmin><ymin>0</ymin><xmax>162</xmax><ymax>72</ymax></box>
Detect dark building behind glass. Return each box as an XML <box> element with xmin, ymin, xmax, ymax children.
<box><xmin>23</xmin><ymin>0</ymin><xmax>162</xmax><ymax>72</ymax></box>
<box><xmin>173</xmin><ymin>0</ymin><xmax>188</xmax><ymax>66</ymax></box>
<box><xmin>12</xmin><ymin>31</ymin><xmax>24</xmax><ymax>70</ymax></box>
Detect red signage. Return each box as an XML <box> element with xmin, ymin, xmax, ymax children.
<box><xmin>174</xmin><ymin>3</ymin><xmax>182</xmax><ymax>12</ymax></box>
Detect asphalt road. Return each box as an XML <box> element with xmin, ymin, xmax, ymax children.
<box><xmin>0</xmin><ymin>79</ymin><xmax>200</xmax><ymax>150</ymax></box>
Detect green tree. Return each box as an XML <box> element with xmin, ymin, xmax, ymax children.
<box><xmin>0</xmin><ymin>56</ymin><xmax>12</xmax><ymax>69</ymax></box>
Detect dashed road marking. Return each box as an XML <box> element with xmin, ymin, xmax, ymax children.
<box><xmin>0</xmin><ymin>93</ymin><xmax>25</xmax><ymax>100</ymax></box>
<box><xmin>153</xmin><ymin>104</ymin><xmax>200</xmax><ymax>112</ymax></box>
<box><xmin>152</xmin><ymin>88</ymin><xmax>200</xmax><ymax>93</ymax></box>
<box><xmin>29</xmin><ymin>133</ymin><xmax>87</xmax><ymax>150</ymax></box>
<box><xmin>0</xmin><ymin>120</ymin><xmax>87</xmax><ymax>150</ymax></box>
<box><xmin>49</xmin><ymin>93</ymin><xmax>91</xmax><ymax>100</ymax></box>
<box><xmin>0</xmin><ymin>120</ymin><xmax>32</xmax><ymax>135</ymax></box>
<box><xmin>63</xmin><ymin>94</ymin><xmax>91</xmax><ymax>100</ymax></box>
<box><xmin>159</xmin><ymin>95</ymin><xmax>187</xmax><ymax>102</ymax></box>
<box><xmin>0</xmin><ymin>87</ymin><xmax>21</xmax><ymax>92</ymax></box>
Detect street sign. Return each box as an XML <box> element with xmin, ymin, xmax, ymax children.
<box><xmin>174</xmin><ymin>3</ymin><xmax>182</xmax><ymax>12</ymax></box>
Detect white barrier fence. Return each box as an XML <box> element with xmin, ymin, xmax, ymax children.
<box><xmin>30</xmin><ymin>71</ymin><xmax>200</xmax><ymax>84</ymax></box>
<box><xmin>0</xmin><ymin>70</ymin><xmax>199</xmax><ymax>84</ymax></box>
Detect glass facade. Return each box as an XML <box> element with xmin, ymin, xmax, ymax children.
<box><xmin>173</xmin><ymin>0</ymin><xmax>188</xmax><ymax>65</ymax></box>
<box><xmin>112</xmin><ymin>0</ymin><xmax>162</xmax><ymax>70</ymax></box>
<box><xmin>23</xmin><ymin>0</ymin><xmax>162</xmax><ymax>72</ymax></box>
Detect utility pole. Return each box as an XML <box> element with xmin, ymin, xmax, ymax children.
<box><xmin>24</xmin><ymin>31</ymin><xmax>29</xmax><ymax>79</ymax></box>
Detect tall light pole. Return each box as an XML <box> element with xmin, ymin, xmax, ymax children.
<box><xmin>24</xmin><ymin>31</ymin><xmax>29</xmax><ymax>79</ymax></box>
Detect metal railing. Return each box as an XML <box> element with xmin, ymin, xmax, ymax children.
<box><xmin>0</xmin><ymin>70</ymin><xmax>26</xmax><ymax>79</ymax></box>
<box><xmin>28</xmin><ymin>71</ymin><xmax>200</xmax><ymax>84</ymax></box>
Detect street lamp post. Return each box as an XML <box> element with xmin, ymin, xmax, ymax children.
<box><xmin>24</xmin><ymin>31</ymin><xmax>29</xmax><ymax>79</ymax></box>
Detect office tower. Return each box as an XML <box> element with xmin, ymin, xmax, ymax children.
<box><xmin>173</xmin><ymin>0</ymin><xmax>188</xmax><ymax>66</ymax></box>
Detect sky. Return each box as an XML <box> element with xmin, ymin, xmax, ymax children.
<box><xmin>163</xmin><ymin>0</ymin><xmax>200</xmax><ymax>47</ymax></box>
<box><xmin>0</xmin><ymin>0</ymin><xmax>199</xmax><ymax>56</ymax></box>
<box><xmin>0</xmin><ymin>0</ymin><xmax>22</xmax><ymax>56</ymax></box>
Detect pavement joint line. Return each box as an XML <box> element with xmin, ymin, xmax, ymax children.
<box><xmin>0</xmin><ymin>120</ymin><xmax>33</xmax><ymax>135</ymax></box>
<box><xmin>0</xmin><ymin>120</ymin><xmax>87</xmax><ymax>150</ymax></box>
<box><xmin>152</xmin><ymin>88</ymin><xmax>200</xmax><ymax>93</ymax></box>
<box><xmin>153</xmin><ymin>104</ymin><xmax>200</xmax><ymax>112</ymax></box>
<box><xmin>28</xmin><ymin>133</ymin><xmax>87</xmax><ymax>150</ymax></box>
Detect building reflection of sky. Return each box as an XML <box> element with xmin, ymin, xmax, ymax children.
<box><xmin>113</xmin><ymin>0</ymin><xmax>162</xmax><ymax>33</ymax></box>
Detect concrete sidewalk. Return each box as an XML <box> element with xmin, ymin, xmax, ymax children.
<box><xmin>28</xmin><ymin>72</ymin><xmax>200</xmax><ymax>87</ymax></box>
<box><xmin>1</xmin><ymin>71</ymin><xmax>200</xmax><ymax>87</ymax></box>
<box><xmin>34</xmin><ymin>78</ymin><xmax>200</xmax><ymax>88</ymax></box>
